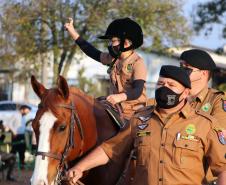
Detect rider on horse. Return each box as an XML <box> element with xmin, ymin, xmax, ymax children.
<box><xmin>65</xmin><ymin>17</ymin><xmax>147</xmax><ymax>120</ymax></box>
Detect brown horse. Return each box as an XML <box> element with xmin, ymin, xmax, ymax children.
<box><xmin>30</xmin><ymin>75</ymin><xmax>131</xmax><ymax>185</ymax></box>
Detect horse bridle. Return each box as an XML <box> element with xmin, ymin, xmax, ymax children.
<box><xmin>35</xmin><ymin>101</ymin><xmax>84</xmax><ymax>184</ymax></box>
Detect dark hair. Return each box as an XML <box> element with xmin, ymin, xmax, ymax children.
<box><xmin>19</xmin><ymin>104</ymin><xmax>31</xmax><ymax>110</ymax></box>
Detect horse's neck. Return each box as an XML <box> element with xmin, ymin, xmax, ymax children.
<box><xmin>93</xmin><ymin>101</ymin><xmax>118</xmax><ymax>144</ymax></box>
<box><xmin>70</xmin><ymin>88</ymin><xmax>117</xmax><ymax>148</ymax></box>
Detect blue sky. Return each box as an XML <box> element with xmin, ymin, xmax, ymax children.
<box><xmin>184</xmin><ymin>0</ymin><xmax>226</xmax><ymax>50</ymax></box>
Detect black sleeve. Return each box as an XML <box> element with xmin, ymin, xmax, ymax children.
<box><xmin>125</xmin><ymin>80</ymin><xmax>145</xmax><ymax>100</ymax></box>
<box><xmin>75</xmin><ymin>37</ymin><xmax>102</xmax><ymax>62</ymax></box>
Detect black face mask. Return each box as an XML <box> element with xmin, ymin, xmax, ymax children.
<box><xmin>155</xmin><ymin>86</ymin><xmax>184</xmax><ymax>109</ymax></box>
<box><xmin>108</xmin><ymin>44</ymin><xmax>121</xmax><ymax>59</ymax></box>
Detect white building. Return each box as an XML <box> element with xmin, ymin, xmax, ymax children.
<box><xmin>6</xmin><ymin>45</ymin><xmax>226</xmax><ymax>104</ymax></box>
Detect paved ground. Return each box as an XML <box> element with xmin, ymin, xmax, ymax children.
<box><xmin>0</xmin><ymin>168</ymin><xmax>33</xmax><ymax>185</ymax></box>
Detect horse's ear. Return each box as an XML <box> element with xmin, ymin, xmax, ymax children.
<box><xmin>57</xmin><ymin>75</ymin><xmax>69</xmax><ymax>99</ymax></box>
<box><xmin>31</xmin><ymin>75</ymin><xmax>46</xmax><ymax>99</ymax></box>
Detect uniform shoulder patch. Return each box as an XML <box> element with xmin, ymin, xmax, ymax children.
<box><xmin>222</xmin><ymin>99</ymin><xmax>226</xmax><ymax>112</ymax></box>
<box><xmin>214</xmin><ymin>127</ymin><xmax>226</xmax><ymax>145</ymax></box>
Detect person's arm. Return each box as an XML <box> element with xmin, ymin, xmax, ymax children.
<box><xmin>67</xmin><ymin>146</ymin><xmax>109</xmax><ymax>184</ymax></box>
<box><xmin>205</xmin><ymin>119</ymin><xmax>226</xmax><ymax>178</ymax></box>
<box><xmin>67</xmin><ymin>119</ymin><xmax>134</xmax><ymax>184</ymax></box>
<box><xmin>125</xmin><ymin>79</ymin><xmax>145</xmax><ymax>100</ymax></box>
<box><xmin>65</xmin><ymin>18</ymin><xmax>102</xmax><ymax>62</ymax></box>
<box><xmin>106</xmin><ymin>80</ymin><xmax>145</xmax><ymax>105</ymax></box>
<box><xmin>126</xmin><ymin>58</ymin><xmax>147</xmax><ymax>100</ymax></box>
<box><xmin>217</xmin><ymin>171</ymin><xmax>226</xmax><ymax>185</ymax></box>
<box><xmin>75</xmin><ymin>37</ymin><xmax>102</xmax><ymax>62</ymax></box>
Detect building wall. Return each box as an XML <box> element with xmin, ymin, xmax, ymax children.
<box><xmin>10</xmin><ymin>48</ymin><xmax>226</xmax><ymax>104</ymax></box>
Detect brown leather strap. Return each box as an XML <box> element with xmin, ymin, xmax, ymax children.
<box><xmin>36</xmin><ymin>151</ymin><xmax>62</xmax><ymax>160</ymax></box>
<box><xmin>115</xmin><ymin>103</ymin><xmax>125</xmax><ymax>122</ymax></box>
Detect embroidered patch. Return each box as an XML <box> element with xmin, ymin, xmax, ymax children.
<box><xmin>214</xmin><ymin>128</ymin><xmax>226</xmax><ymax>145</ymax></box>
<box><xmin>137</xmin><ymin>123</ymin><xmax>148</xmax><ymax>130</ymax></box>
<box><xmin>126</xmin><ymin>64</ymin><xmax>133</xmax><ymax>72</ymax></box>
<box><xmin>201</xmin><ymin>103</ymin><xmax>211</xmax><ymax>112</ymax></box>
<box><xmin>222</xmin><ymin>100</ymin><xmax>226</xmax><ymax>112</ymax></box>
<box><xmin>185</xmin><ymin>124</ymin><xmax>196</xmax><ymax>135</ymax></box>
<box><xmin>137</xmin><ymin>131</ymin><xmax>151</xmax><ymax>137</ymax></box>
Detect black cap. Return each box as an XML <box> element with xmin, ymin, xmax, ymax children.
<box><xmin>98</xmin><ymin>18</ymin><xmax>143</xmax><ymax>49</ymax></box>
<box><xmin>180</xmin><ymin>49</ymin><xmax>216</xmax><ymax>70</ymax></box>
<box><xmin>160</xmin><ymin>65</ymin><xmax>191</xmax><ymax>88</ymax></box>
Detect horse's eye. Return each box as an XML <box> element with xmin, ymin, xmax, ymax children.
<box><xmin>58</xmin><ymin>124</ymin><xmax>66</xmax><ymax>132</ymax></box>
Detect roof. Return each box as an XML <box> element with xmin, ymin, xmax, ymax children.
<box><xmin>168</xmin><ymin>45</ymin><xmax>226</xmax><ymax>69</ymax></box>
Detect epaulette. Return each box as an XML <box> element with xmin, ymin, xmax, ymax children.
<box><xmin>210</xmin><ymin>88</ymin><xmax>225</xmax><ymax>95</ymax></box>
<box><xmin>134</xmin><ymin>105</ymin><xmax>155</xmax><ymax>122</ymax></box>
<box><xmin>195</xmin><ymin>110</ymin><xmax>220</xmax><ymax>129</ymax></box>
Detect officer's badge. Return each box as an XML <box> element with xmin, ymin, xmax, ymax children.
<box><xmin>126</xmin><ymin>64</ymin><xmax>133</xmax><ymax>73</ymax></box>
<box><xmin>222</xmin><ymin>100</ymin><xmax>226</xmax><ymax>112</ymax></box>
<box><xmin>137</xmin><ymin>123</ymin><xmax>148</xmax><ymax>130</ymax></box>
<box><xmin>137</xmin><ymin>131</ymin><xmax>151</xmax><ymax>137</ymax></box>
<box><xmin>201</xmin><ymin>103</ymin><xmax>211</xmax><ymax>112</ymax></box>
<box><xmin>185</xmin><ymin>124</ymin><xmax>196</xmax><ymax>135</ymax></box>
<box><xmin>214</xmin><ymin>128</ymin><xmax>226</xmax><ymax>145</ymax></box>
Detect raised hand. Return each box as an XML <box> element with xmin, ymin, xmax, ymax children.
<box><xmin>64</xmin><ymin>18</ymin><xmax>80</xmax><ymax>40</ymax></box>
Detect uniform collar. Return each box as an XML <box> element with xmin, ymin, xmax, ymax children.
<box><xmin>179</xmin><ymin>101</ymin><xmax>192</xmax><ymax>119</ymax></box>
<box><xmin>194</xmin><ymin>86</ymin><xmax>209</xmax><ymax>103</ymax></box>
<box><xmin>154</xmin><ymin>101</ymin><xmax>191</xmax><ymax>121</ymax></box>
<box><xmin>118</xmin><ymin>51</ymin><xmax>136</xmax><ymax>63</ymax></box>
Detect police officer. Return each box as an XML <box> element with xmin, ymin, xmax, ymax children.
<box><xmin>180</xmin><ymin>49</ymin><xmax>226</xmax><ymax>125</ymax></box>
<box><xmin>180</xmin><ymin>49</ymin><xmax>226</xmax><ymax>183</ymax></box>
<box><xmin>66</xmin><ymin>65</ymin><xmax>226</xmax><ymax>185</ymax></box>
<box><xmin>0</xmin><ymin>121</ymin><xmax>16</xmax><ymax>181</ymax></box>
<box><xmin>65</xmin><ymin>18</ymin><xmax>147</xmax><ymax>119</ymax></box>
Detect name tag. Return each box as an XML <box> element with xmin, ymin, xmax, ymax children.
<box><xmin>137</xmin><ymin>131</ymin><xmax>151</xmax><ymax>137</ymax></box>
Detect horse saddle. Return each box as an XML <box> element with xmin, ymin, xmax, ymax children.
<box><xmin>96</xmin><ymin>96</ymin><xmax>128</xmax><ymax>129</ymax></box>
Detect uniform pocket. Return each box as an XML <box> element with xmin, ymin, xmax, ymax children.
<box><xmin>173</xmin><ymin>138</ymin><xmax>203</xmax><ymax>169</ymax></box>
<box><xmin>135</xmin><ymin>134</ymin><xmax>151</xmax><ymax>166</ymax></box>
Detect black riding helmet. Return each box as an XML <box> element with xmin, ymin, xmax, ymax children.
<box><xmin>98</xmin><ymin>17</ymin><xmax>143</xmax><ymax>52</ymax></box>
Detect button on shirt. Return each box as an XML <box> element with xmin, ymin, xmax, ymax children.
<box><xmin>101</xmin><ymin>102</ymin><xmax>226</xmax><ymax>185</ymax></box>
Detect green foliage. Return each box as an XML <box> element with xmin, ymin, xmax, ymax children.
<box><xmin>0</xmin><ymin>0</ymin><xmax>191</xmax><ymax>91</ymax></box>
<box><xmin>218</xmin><ymin>83</ymin><xmax>226</xmax><ymax>92</ymax></box>
<box><xmin>75</xmin><ymin>66</ymin><xmax>108</xmax><ymax>97</ymax></box>
<box><xmin>193</xmin><ymin>0</ymin><xmax>226</xmax><ymax>38</ymax></box>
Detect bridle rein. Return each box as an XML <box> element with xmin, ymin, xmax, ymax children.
<box><xmin>35</xmin><ymin>100</ymin><xmax>84</xmax><ymax>184</ymax></box>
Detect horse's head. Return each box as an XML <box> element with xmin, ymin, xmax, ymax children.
<box><xmin>30</xmin><ymin>76</ymin><xmax>88</xmax><ymax>185</ymax></box>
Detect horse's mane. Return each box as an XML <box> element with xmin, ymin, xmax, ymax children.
<box><xmin>69</xmin><ymin>86</ymin><xmax>94</xmax><ymax>102</ymax></box>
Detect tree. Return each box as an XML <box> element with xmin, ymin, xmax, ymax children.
<box><xmin>193</xmin><ymin>0</ymin><xmax>226</xmax><ymax>39</ymax></box>
<box><xmin>0</xmin><ymin>0</ymin><xmax>191</xmax><ymax>86</ymax></box>
<box><xmin>75</xmin><ymin>66</ymin><xmax>108</xmax><ymax>97</ymax></box>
